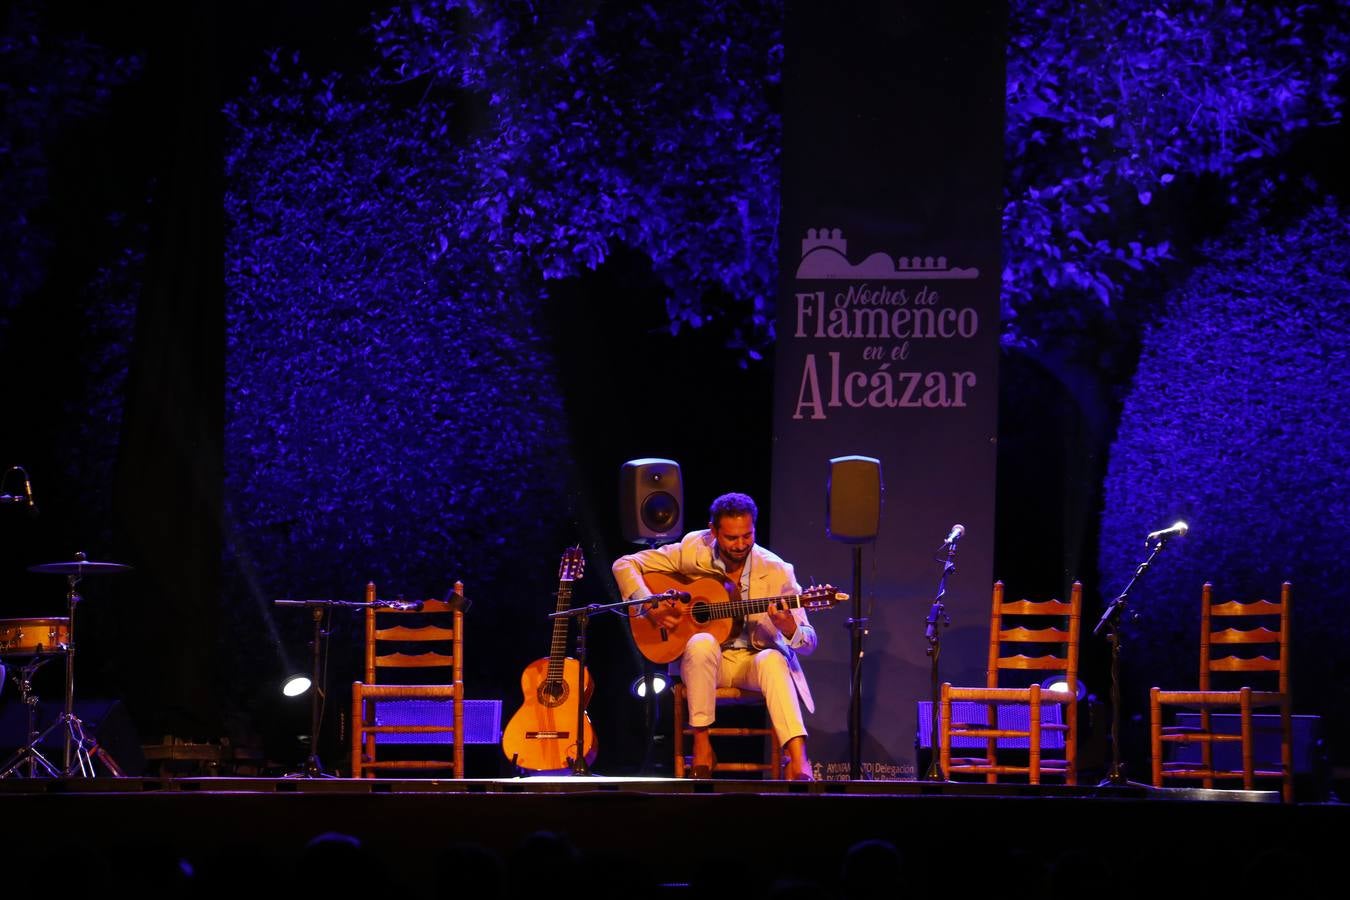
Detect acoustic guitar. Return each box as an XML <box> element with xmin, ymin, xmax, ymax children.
<box><xmin>627</xmin><ymin>571</ymin><xmax>848</xmax><ymax>664</ymax></box>
<box><xmin>500</xmin><ymin>546</ymin><xmax>598</xmax><ymax>771</ymax></box>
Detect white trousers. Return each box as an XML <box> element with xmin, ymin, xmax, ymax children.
<box><xmin>681</xmin><ymin>632</ymin><xmax>807</xmax><ymax>744</ymax></box>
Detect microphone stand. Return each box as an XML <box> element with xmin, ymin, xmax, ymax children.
<box><xmin>1094</xmin><ymin>533</ymin><xmax>1176</xmax><ymax>787</ymax></box>
<box><xmin>274</xmin><ymin>597</ymin><xmax>410</xmax><ymax>778</ymax></box>
<box><xmin>548</xmin><ymin>595</ymin><xmax>655</xmax><ymax>775</ymax></box>
<box><xmin>923</xmin><ymin>537</ymin><xmax>958</xmax><ymax>780</ymax></box>
<box><xmin>301</xmin><ymin>604</ymin><xmax>327</xmax><ymax>778</ymax></box>
<box><xmin>570</xmin><ymin>604</ymin><xmax>593</xmax><ymax>776</ymax></box>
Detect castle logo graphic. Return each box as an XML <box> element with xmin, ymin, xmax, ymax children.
<box><xmin>796</xmin><ymin>228</ymin><xmax>979</xmax><ymax>280</ymax></box>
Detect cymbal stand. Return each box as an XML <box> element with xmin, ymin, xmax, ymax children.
<box><xmin>63</xmin><ymin>573</ymin><xmax>79</xmax><ymax>769</ymax></box>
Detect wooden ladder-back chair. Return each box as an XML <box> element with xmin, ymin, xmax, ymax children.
<box><xmin>1150</xmin><ymin>582</ymin><xmax>1293</xmax><ymax>802</ymax></box>
<box><xmin>351</xmin><ymin>580</ymin><xmax>465</xmax><ymax>778</ymax></box>
<box><xmin>671</xmin><ymin>685</ymin><xmax>784</xmax><ymax>778</ymax></box>
<box><xmin>940</xmin><ymin>581</ymin><xmax>1082</xmax><ymax>784</ymax></box>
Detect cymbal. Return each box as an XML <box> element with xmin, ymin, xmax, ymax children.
<box><xmin>27</xmin><ymin>559</ymin><xmax>133</xmax><ymax>576</ymax></box>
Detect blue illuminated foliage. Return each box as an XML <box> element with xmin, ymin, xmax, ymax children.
<box><xmin>1099</xmin><ymin>203</ymin><xmax>1350</xmax><ymax>737</ymax></box>
<box><xmin>367</xmin><ymin>0</ymin><xmax>782</xmax><ymax>355</ymax></box>
<box><xmin>0</xmin><ymin>0</ymin><xmax>141</xmax><ymax>328</ymax></box>
<box><xmin>225</xmin><ymin>53</ymin><xmax>570</xmax><ymax>597</ymax></box>
<box><xmin>224</xmin><ymin>1</ymin><xmax>783</xmax><ymax>600</ymax></box>
<box><xmin>1005</xmin><ymin>0</ymin><xmax>1348</xmax><ymax>346</ymax></box>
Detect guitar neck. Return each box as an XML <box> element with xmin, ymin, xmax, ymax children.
<box><xmin>706</xmin><ymin>591</ymin><xmax>805</xmax><ymax>621</ymax></box>
<box><xmin>545</xmin><ymin>581</ymin><xmax>573</xmax><ymax>681</ymax></box>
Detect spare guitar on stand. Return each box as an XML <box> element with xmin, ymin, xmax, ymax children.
<box><xmin>501</xmin><ymin>546</ymin><xmax>597</xmax><ymax>773</ymax></box>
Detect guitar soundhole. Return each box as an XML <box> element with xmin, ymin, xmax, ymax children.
<box><xmin>538</xmin><ymin>680</ymin><xmax>569</xmax><ymax>707</ymax></box>
<box><xmin>690</xmin><ymin>601</ymin><xmax>712</xmax><ymax>625</ymax></box>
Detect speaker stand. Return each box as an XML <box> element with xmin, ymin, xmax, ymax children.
<box><xmin>845</xmin><ymin>544</ymin><xmax>866</xmax><ymax>781</ymax></box>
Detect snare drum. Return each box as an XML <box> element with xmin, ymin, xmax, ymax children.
<box><xmin>0</xmin><ymin>617</ymin><xmax>71</xmax><ymax>656</ymax></box>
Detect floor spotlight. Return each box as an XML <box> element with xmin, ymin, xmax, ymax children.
<box><xmin>630</xmin><ymin>672</ymin><xmax>668</xmax><ymax>699</ymax></box>
<box><xmin>282</xmin><ymin>674</ymin><xmax>312</xmax><ymax>697</ymax></box>
<box><xmin>1040</xmin><ymin>674</ymin><xmax>1086</xmax><ymax>701</ymax></box>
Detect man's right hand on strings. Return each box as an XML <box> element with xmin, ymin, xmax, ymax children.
<box><xmin>643</xmin><ymin>595</ymin><xmax>684</xmax><ymax>631</ymax></box>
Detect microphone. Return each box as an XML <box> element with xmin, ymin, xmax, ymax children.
<box><xmin>22</xmin><ymin>472</ymin><xmax>37</xmax><ymax>516</ymax></box>
<box><xmin>1</xmin><ymin>467</ymin><xmax>36</xmax><ymax>515</ymax></box>
<box><xmin>943</xmin><ymin>524</ymin><xmax>965</xmax><ymax>546</ymax></box>
<box><xmin>655</xmin><ymin>590</ymin><xmax>692</xmax><ymax>603</ymax></box>
<box><xmin>380</xmin><ymin>599</ymin><xmax>424</xmax><ymax>611</ymax></box>
<box><xmin>1145</xmin><ymin>521</ymin><xmax>1189</xmax><ymax>544</ymax></box>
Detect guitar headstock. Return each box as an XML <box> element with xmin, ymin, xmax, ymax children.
<box><xmin>800</xmin><ymin>584</ymin><xmax>848</xmax><ymax>610</ymax></box>
<box><xmin>558</xmin><ymin>545</ymin><xmax>586</xmax><ymax>583</ymax></box>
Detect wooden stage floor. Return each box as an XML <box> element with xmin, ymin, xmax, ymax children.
<box><xmin>1</xmin><ymin>777</ymin><xmax>1344</xmax><ymax>895</ymax></box>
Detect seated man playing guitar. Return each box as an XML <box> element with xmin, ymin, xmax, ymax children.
<box><xmin>612</xmin><ymin>492</ymin><xmax>816</xmax><ymax>781</ymax></box>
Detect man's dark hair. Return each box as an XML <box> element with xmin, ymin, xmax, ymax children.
<box><xmin>709</xmin><ymin>492</ymin><xmax>758</xmax><ymax>528</ymax></box>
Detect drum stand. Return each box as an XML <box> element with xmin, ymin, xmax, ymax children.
<box><xmin>0</xmin><ymin>656</ymin><xmax>60</xmax><ymax>777</ymax></box>
<box><xmin>0</xmin><ymin>572</ymin><xmax>124</xmax><ymax>778</ymax></box>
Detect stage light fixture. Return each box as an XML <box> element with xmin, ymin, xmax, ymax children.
<box><xmin>1040</xmin><ymin>674</ymin><xmax>1086</xmax><ymax>701</ymax></box>
<box><xmin>630</xmin><ymin>672</ymin><xmax>668</xmax><ymax>699</ymax></box>
<box><xmin>281</xmin><ymin>674</ymin><xmax>312</xmax><ymax>697</ymax></box>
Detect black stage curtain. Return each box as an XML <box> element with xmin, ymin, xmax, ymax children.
<box><xmin>109</xmin><ymin>2</ymin><xmax>224</xmax><ymax>741</ymax></box>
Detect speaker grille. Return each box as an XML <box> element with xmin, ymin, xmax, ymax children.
<box><xmin>373</xmin><ymin>699</ymin><xmax>503</xmax><ymax>745</ymax></box>
<box><xmin>915</xmin><ymin>700</ymin><xmax>1065</xmax><ymax>750</ymax></box>
<box><xmin>641</xmin><ymin>491</ymin><xmax>680</xmax><ymax>532</ymax></box>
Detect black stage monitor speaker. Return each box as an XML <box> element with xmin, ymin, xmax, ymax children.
<box><xmin>827</xmin><ymin>455</ymin><xmax>882</xmax><ymax>543</ymax></box>
<box><xmin>1171</xmin><ymin>713</ymin><xmax>1322</xmax><ymax>774</ymax></box>
<box><xmin>620</xmin><ymin>458</ymin><xmax>683</xmax><ymax>543</ymax></box>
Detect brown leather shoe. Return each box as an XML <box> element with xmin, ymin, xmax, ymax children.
<box><xmin>688</xmin><ymin>751</ymin><xmax>717</xmax><ymax>778</ymax></box>
<box><xmin>783</xmin><ymin>736</ymin><xmax>813</xmax><ymax>781</ymax></box>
